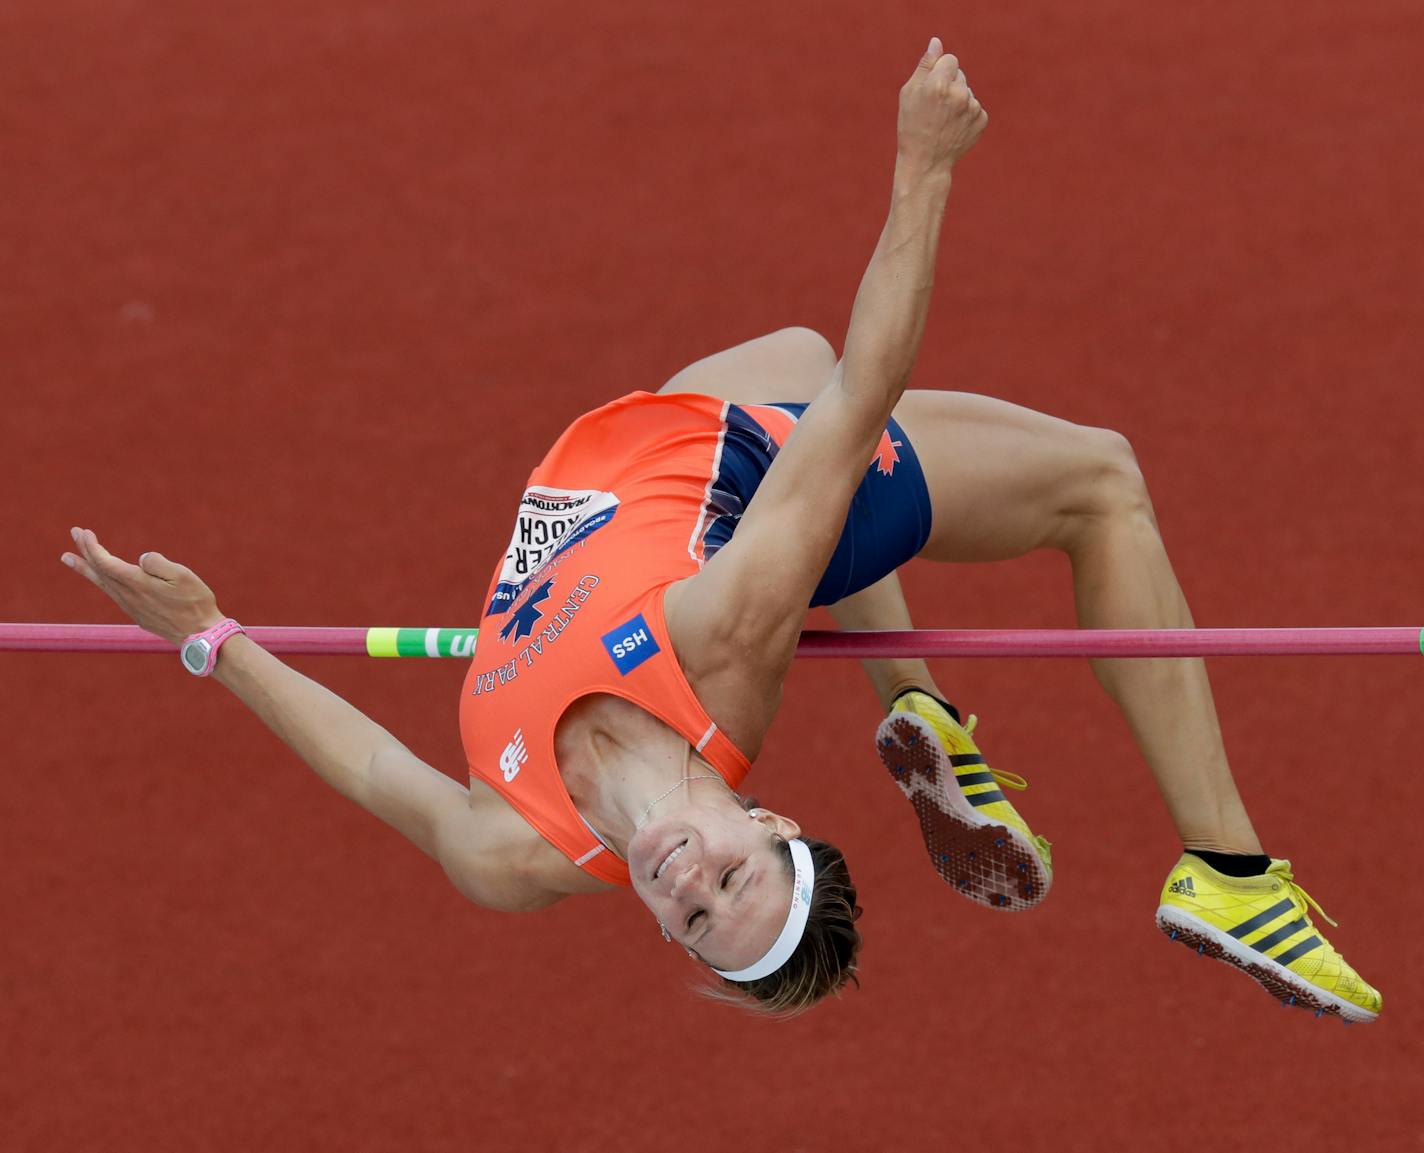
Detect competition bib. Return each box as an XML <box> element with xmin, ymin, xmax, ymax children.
<box><xmin>486</xmin><ymin>486</ymin><xmax>619</xmax><ymax>616</ymax></box>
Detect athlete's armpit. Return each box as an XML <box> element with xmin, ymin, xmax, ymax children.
<box><xmin>433</xmin><ymin>777</ymin><xmax>602</xmax><ymax>912</ymax></box>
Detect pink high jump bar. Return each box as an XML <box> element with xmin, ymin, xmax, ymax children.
<box><xmin>1</xmin><ymin>623</ymin><xmax>1420</xmax><ymax>658</ymax></box>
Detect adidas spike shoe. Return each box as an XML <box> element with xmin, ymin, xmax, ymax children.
<box><xmin>1155</xmin><ymin>854</ymin><xmax>1382</xmax><ymax>1022</ymax></box>
<box><xmin>875</xmin><ymin>691</ymin><xmax>1053</xmax><ymax>911</ymax></box>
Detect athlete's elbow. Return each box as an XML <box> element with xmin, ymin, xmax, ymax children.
<box><xmin>440</xmin><ymin>855</ymin><xmax>557</xmax><ymax>914</ymax></box>
<box><xmin>832</xmin><ymin>357</ymin><xmax>908</xmax><ymax>424</ymax></box>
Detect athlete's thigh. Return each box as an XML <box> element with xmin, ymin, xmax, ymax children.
<box><xmin>658</xmin><ymin>327</ymin><xmax>837</xmax><ymax>402</ymax></box>
<box><xmin>892</xmin><ymin>390</ymin><xmax>1117</xmax><ymax>563</ymax></box>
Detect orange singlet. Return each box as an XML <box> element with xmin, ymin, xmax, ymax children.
<box><xmin>459</xmin><ymin>389</ymin><xmax>931</xmax><ymax>887</ymax></box>
<box><xmin>458</xmin><ymin>391</ymin><xmax>754</xmax><ymax>887</ymax></box>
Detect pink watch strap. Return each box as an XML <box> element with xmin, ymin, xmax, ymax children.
<box><xmin>184</xmin><ymin>618</ymin><xmax>246</xmax><ymax>676</ymax></box>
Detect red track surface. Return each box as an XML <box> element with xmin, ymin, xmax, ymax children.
<box><xmin>3</xmin><ymin>3</ymin><xmax>1422</xmax><ymax>1149</ymax></box>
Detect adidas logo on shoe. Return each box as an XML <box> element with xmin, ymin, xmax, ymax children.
<box><xmin>1167</xmin><ymin>876</ymin><xmax>1197</xmax><ymax>897</ymax></box>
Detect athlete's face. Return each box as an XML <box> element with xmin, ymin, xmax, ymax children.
<box><xmin>628</xmin><ymin>803</ymin><xmax>802</xmax><ymax>973</ymax></box>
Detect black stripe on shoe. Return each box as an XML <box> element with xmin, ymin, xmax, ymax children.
<box><xmin>1272</xmin><ymin>935</ymin><xmax>1323</xmax><ymax>967</ymax></box>
<box><xmin>1227</xmin><ymin>898</ymin><xmax>1296</xmax><ymax>939</ymax></box>
<box><xmin>1250</xmin><ymin>917</ymin><xmax>1308</xmax><ymax>955</ymax></box>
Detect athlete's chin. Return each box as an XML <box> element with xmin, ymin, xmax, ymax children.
<box><xmin>626</xmin><ymin>861</ymin><xmax>666</xmax><ymax>915</ymax></box>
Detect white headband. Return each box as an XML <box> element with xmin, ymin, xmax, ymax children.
<box><xmin>712</xmin><ymin>838</ymin><xmax>815</xmax><ymax>983</ymax></box>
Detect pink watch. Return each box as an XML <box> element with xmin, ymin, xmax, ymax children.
<box><xmin>180</xmin><ymin>618</ymin><xmax>246</xmax><ymax>676</ymax></box>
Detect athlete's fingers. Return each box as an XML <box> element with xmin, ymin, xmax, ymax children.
<box><xmin>917</xmin><ymin>36</ymin><xmax>944</xmax><ymax>71</ymax></box>
<box><xmin>930</xmin><ymin>49</ymin><xmax>960</xmax><ymax>83</ymax></box>
<box><xmin>71</xmin><ymin>527</ymin><xmax>144</xmax><ymax>585</ymax></box>
<box><xmin>71</xmin><ymin>527</ymin><xmax>110</xmax><ymax>576</ymax></box>
<box><xmin>60</xmin><ymin>548</ymin><xmax>101</xmax><ymax>586</ymax></box>
<box><xmin>959</xmin><ymin>70</ymin><xmax>980</xmax><ymax>109</ymax></box>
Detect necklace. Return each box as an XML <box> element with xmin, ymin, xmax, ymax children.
<box><xmin>635</xmin><ymin>774</ymin><xmax>729</xmax><ymax>829</ymax></box>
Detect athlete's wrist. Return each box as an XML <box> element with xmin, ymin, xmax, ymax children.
<box><xmin>179</xmin><ymin>618</ymin><xmax>246</xmax><ymax>677</ymax></box>
<box><xmin>207</xmin><ymin>632</ymin><xmax>255</xmax><ymax>684</ymax></box>
<box><xmin>891</xmin><ymin>158</ymin><xmax>953</xmax><ymax>203</ymax></box>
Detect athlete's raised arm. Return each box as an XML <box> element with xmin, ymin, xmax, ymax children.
<box><xmin>835</xmin><ymin>39</ymin><xmax>985</xmax><ymax>435</ymax></box>
<box><xmin>59</xmin><ymin>527</ymin><xmax>551</xmax><ymax>912</ymax></box>
<box><xmin>667</xmin><ymin>40</ymin><xmax>985</xmax><ymax>697</ymax></box>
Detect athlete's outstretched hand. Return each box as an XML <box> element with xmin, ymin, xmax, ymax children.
<box><xmin>61</xmin><ymin>527</ymin><xmax>226</xmax><ymax>645</ymax></box>
<box><xmin>897</xmin><ymin>37</ymin><xmax>987</xmax><ymax>179</ymax></box>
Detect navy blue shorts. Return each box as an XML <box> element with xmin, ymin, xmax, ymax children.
<box><xmin>699</xmin><ymin>401</ymin><xmax>933</xmax><ymax>607</ymax></box>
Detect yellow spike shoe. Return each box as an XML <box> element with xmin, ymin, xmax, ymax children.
<box><xmin>875</xmin><ymin>691</ymin><xmax>1053</xmax><ymax>911</ymax></box>
<box><xmin>1155</xmin><ymin>854</ymin><xmax>1382</xmax><ymax>1023</ymax></box>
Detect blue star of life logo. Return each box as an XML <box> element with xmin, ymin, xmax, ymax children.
<box><xmin>499</xmin><ymin>579</ymin><xmax>553</xmax><ymax>643</ymax></box>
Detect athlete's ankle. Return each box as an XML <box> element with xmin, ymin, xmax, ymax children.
<box><xmin>890</xmin><ymin>684</ymin><xmax>962</xmax><ymax>724</ymax></box>
<box><xmin>1185</xmin><ymin>848</ymin><xmax>1271</xmax><ymax>877</ymax></box>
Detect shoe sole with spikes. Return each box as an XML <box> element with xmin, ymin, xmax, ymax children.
<box><xmin>1155</xmin><ymin>906</ymin><xmax>1379</xmax><ymax>1023</ymax></box>
<box><xmin>876</xmin><ymin>711</ymin><xmax>1050</xmax><ymax>911</ymax></box>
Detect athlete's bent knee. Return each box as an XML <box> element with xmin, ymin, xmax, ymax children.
<box><xmin>1052</xmin><ymin>427</ymin><xmax>1154</xmax><ymax>554</ymax></box>
<box><xmin>1087</xmin><ymin>428</ymin><xmax>1153</xmax><ymax>517</ymax></box>
<box><xmin>778</xmin><ymin>326</ymin><xmax>838</xmax><ymax>374</ymax></box>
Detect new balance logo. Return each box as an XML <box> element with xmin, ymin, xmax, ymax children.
<box><xmin>500</xmin><ymin>729</ymin><xmax>528</xmax><ymax>782</ymax></box>
<box><xmin>1167</xmin><ymin>876</ymin><xmax>1197</xmax><ymax>897</ymax></box>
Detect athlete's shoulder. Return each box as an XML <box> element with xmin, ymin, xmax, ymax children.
<box><xmin>661</xmin><ymin>578</ymin><xmax>778</xmax><ymax>761</ymax></box>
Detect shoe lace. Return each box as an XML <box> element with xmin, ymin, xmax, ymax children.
<box><xmin>963</xmin><ymin>715</ymin><xmax>1029</xmax><ymax>792</ymax></box>
<box><xmin>1273</xmin><ymin>864</ymin><xmax>1340</xmax><ymax>928</ymax></box>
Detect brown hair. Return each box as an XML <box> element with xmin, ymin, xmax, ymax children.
<box><xmin>701</xmin><ymin>798</ymin><xmax>863</xmax><ymax>1018</ymax></box>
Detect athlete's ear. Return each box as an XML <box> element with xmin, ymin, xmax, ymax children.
<box><xmin>749</xmin><ymin>807</ymin><xmax>801</xmax><ymax>842</ymax></box>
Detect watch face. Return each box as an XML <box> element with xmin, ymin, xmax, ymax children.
<box><xmin>183</xmin><ymin>640</ymin><xmax>209</xmax><ymax>672</ymax></box>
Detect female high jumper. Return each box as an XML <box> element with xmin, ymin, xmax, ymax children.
<box><xmin>61</xmin><ymin>38</ymin><xmax>1380</xmax><ymax>1021</ymax></box>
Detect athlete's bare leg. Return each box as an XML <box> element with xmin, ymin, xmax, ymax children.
<box><xmin>820</xmin><ymin>570</ymin><xmax>948</xmax><ymax>710</ymax></box>
<box><xmin>661</xmin><ymin>326</ymin><xmax>1261</xmax><ymax>855</ymax></box>
<box><xmin>890</xmin><ymin>390</ymin><xmax>1261</xmax><ymax>855</ymax></box>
